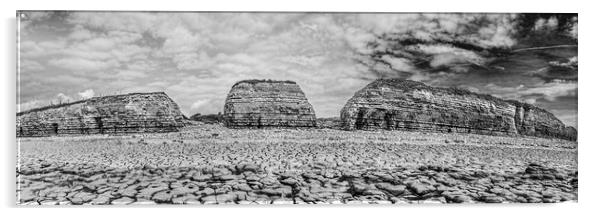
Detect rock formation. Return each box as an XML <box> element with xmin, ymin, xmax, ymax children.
<box><xmin>340</xmin><ymin>79</ymin><xmax>577</xmax><ymax>141</ymax></box>
<box><xmin>224</xmin><ymin>79</ymin><xmax>317</xmax><ymax>128</ymax></box>
<box><xmin>17</xmin><ymin>92</ymin><xmax>185</xmax><ymax>137</ymax></box>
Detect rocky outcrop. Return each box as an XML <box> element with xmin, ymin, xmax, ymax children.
<box><xmin>341</xmin><ymin>79</ymin><xmax>577</xmax><ymax>141</ymax></box>
<box><xmin>224</xmin><ymin>79</ymin><xmax>316</xmax><ymax>128</ymax></box>
<box><xmin>17</xmin><ymin>92</ymin><xmax>184</xmax><ymax>136</ymax></box>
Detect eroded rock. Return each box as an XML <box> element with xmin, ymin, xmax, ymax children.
<box><xmin>340</xmin><ymin>79</ymin><xmax>576</xmax><ymax>141</ymax></box>
<box><xmin>224</xmin><ymin>80</ymin><xmax>317</xmax><ymax>128</ymax></box>
<box><xmin>17</xmin><ymin>92</ymin><xmax>184</xmax><ymax>136</ymax></box>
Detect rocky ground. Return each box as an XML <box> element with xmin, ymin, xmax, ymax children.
<box><xmin>17</xmin><ymin>125</ymin><xmax>578</xmax><ymax>205</ymax></box>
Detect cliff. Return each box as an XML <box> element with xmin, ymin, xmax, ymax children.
<box><xmin>223</xmin><ymin>79</ymin><xmax>317</xmax><ymax>128</ymax></box>
<box><xmin>340</xmin><ymin>79</ymin><xmax>577</xmax><ymax>141</ymax></box>
<box><xmin>17</xmin><ymin>92</ymin><xmax>185</xmax><ymax>136</ymax></box>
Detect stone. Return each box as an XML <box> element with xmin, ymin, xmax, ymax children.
<box><xmin>69</xmin><ymin>192</ymin><xmax>97</xmax><ymax>205</ymax></box>
<box><xmin>447</xmin><ymin>195</ymin><xmax>473</xmax><ymax>203</ymax></box>
<box><xmin>233</xmin><ymin>183</ymin><xmax>253</xmax><ymax>192</ymax></box>
<box><xmin>116</xmin><ymin>188</ymin><xmax>137</xmax><ymax>197</ymax></box>
<box><xmin>340</xmin><ymin>79</ymin><xmax>576</xmax><ymax>141</ymax></box>
<box><xmin>279</xmin><ymin>177</ymin><xmax>299</xmax><ymax>186</ymax></box>
<box><xmin>172</xmin><ymin>194</ymin><xmax>201</xmax><ymax>204</ymax></box>
<box><xmin>224</xmin><ymin>79</ymin><xmax>317</xmax><ymax>128</ymax></box>
<box><xmin>170</xmin><ymin>184</ymin><xmax>199</xmax><ymax>196</ymax></box>
<box><xmin>17</xmin><ymin>190</ymin><xmax>36</xmax><ymax>203</ymax></box>
<box><xmin>152</xmin><ymin>190</ymin><xmax>173</xmax><ymax>203</ymax></box>
<box><xmin>235</xmin><ymin>163</ymin><xmax>261</xmax><ymax>173</ymax></box>
<box><xmin>89</xmin><ymin>193</ymin><xmax>112</xmax><ymax>205</ymax></box>
<box><xmin>194</xmin><ymin>187</ymin><xmax>215</xmax><ymax>197</ymax></box>
<box><xmin>407</xmin><ymin>182</ymin><xmax>436</xmax><ymax>196</ymax></box>
<box><xmin>525</xmin><ymin>163</ymin><xmax>562</xmax><ymax>180</ymax></box>
<box><xmin>479</xmin><ymin>195</ymin><xmax>505</xmax><ymax>203</ymax></box>
<box><xmin>191</xmin><ymin>173</ymin><xmax>212</xmax><ymax>182</ymax></box>
<box><xmin>375</xmin><ymin>182</ymin><xmax>406</xmax><ymax>196</ymax></box>
<box><xmin>260</xmin><ymin>187</ymin><xmax>291</xmax><ymax>197</ymax></box>
<box><xmin>217</xmin><ymin>174</ymin><xmax>238</xmax><ymax>181</ymax></box>
<box><xmin>39</xmin><ymin>200</ymin><xmax>59</xmax><ymax>205</ymax></box>
<box><xmin>17</xmin><ymin>92</ymin><xmax>184</xmax><ymax>137</ymax></box>
<box><xmin>215</xmin><ymin>193</ymin><xmax>238</xmax><ymax>204</ymax></box>
<box><xmin>111</xmin><ymin>197</ymin><xmax>135</xmax><ymax>205</ymax></box>
<box><xmin>420</xmin><ymin>197</ymin><xmax>447</xmax><ymax>204</ymax></box>
<box><xmin>137</xmin><ymin>183</ymin><xmax>169</xmax><ymax>199</ymax></box>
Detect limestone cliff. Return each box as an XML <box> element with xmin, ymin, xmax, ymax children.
<box><xmin>224</xmin><ymin>79</ymin><xmax>317</xmax><ymax>128</ymax></box>
<box><xmin>17</xmin><ymin>92</ymin><xmax>184</xmax><ymax>136</ymax></box>
<box><xmin>341</xmin><ymin>79</ymin><xmax>577</xmax><ymax>141</ymax></box>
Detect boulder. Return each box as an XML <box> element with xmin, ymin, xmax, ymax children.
<box><xmin>340</xmin><ymin>79</ymin><xmax>576</xmax><ymax>141</ymax></box>
<box><xmin>224</xmin><ymin>79</ymin><xmax>317</xmax><ymax>128</ymax></box>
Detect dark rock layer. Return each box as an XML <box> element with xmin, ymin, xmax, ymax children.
<box><xmin>340</xmin><ymin>79</ymin><xmax>577</xmax><ymax>141</ymax></box>
<box><xmin>17</xmin><ymin>92</ymin><xmax>184</xmax><ymax>136</ymax></box>
<box><xmin>224</xmin><ymin>79</ymin><xmax>316</xmax><ymax>128</ymax></box>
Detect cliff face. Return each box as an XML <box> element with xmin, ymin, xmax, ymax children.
<box><xmin>224</xmin><ymin>80</ymin><xmax>317</xmax><ymax>128</ymax></box>
<box><xmin>341</xmin><ymin>79</ymin><xmax>577</xmax><ymax>141</ymax></box>
<box><xmin>17</xmin><ymin>92</ymin><xmax>184</xmax><ymax>136</ymax></box>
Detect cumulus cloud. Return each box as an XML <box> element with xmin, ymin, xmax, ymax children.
<box><xmin>482</xmin><ymin>80</ymin><xmax>577</xmax><ymax>102</ymax></box>
<box><xmin>49</xmin><ymin>58</ymin><xmax>119</xmax><ymax>71</ymax></box>
<box><xmin>78</xmin><ymin>89</ymin><xmax>95</xmax><ymax>99</ymax></box>
<box><xmin>56</xmin><ymin>92</ymin><xmax>72</xmax><ymax>102</ymax></box>
<box><xmin>190</xmin><ymin>99</ymin><xmax>211</xmax><ymax>110</ymax></box>
<box><xmin>17</xmin><ymin>99</ymin><xmax>45</xmax><ymax>112</ymax></box>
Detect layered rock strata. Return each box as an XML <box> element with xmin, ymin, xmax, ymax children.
<box><xmin>17</xmin><ymin>92</ymin><xmax>184</xmax><ymax>136</ymax></box>
<box><xmin>341</xmin><ymin>79</ymin><xmax>577</xmax><ymax>141</ymax></box>
<box><xmin>224</xmin><ymin>80</ymin><xmax>317</xmax><ymax>128</ymax></box>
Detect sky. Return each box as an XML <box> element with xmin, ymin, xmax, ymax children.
<box><xmin>17</xmin><ymin>12</ymin><xmax>578</xmax><ymax>128</ymax></box>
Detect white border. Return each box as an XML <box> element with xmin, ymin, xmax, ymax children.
<box><xmin>2</xmin><ymin>1</ymin><xmax>600</xmax><ymax>216</ymax></box>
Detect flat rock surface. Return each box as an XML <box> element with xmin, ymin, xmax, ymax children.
<box><xmin>16</xmin><ymin>125</ymin><xmax>577</xmax><ymax>205</ymax></box>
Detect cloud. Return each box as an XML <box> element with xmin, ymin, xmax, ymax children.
<box><xmin>17</xmin><ymin>99</ymin><xmax>45</xmax><ymax>112</ymax></box>
<box><xmin>346</xmin><ymin>14</ymin><xmax>520</xmax><ymax>78</ymax></box>
<box><xmin>48</xmin><ymin>58</ymin><xmax>119</xmax><ymax>71</ymax></box>
<box><xmin>78</xmin><ymin>89</ymin><xmax>95</xmax><ymax>99</ymax></box>
<box><xmin>20</xmin><ymin>59</ymin><xmax>44</xmax><ymax>72</ymax></box>
<box><xmin>17</xmin><ymin>12</ymin><xmax>577</xmax><ymax>124</ymax></box>
<box><xmin>190</xmin><ymin>99</ymin><xmax>211</xmax><ymax>110</ymax></box>
<box><xmin>115</xmin><ymin>70</ymin><xmax>147</xmax><ymax>79</ymax></box>
<box><xmin>380</xmin><ymin>55</ymin><xmax>416</xmax><ymax>72</ymax></box>
<box><xmin>483</xmin><ymin>80</ymin><xmax>577</xmax><ymax>102</ymax></box>
<box><xmin>555</xmin><ymin>111</ymin><xmax>578</xmax><ymax>129</ymax></box>
<box><xmin>521</xmin><ymin>81</ymin><xmax>577</xmax><ymax>101</ymax></box>
<box><xmin>56</xmin><ymin>93</ymin><xmax>73</xmax><ymax>103</ymax></box>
